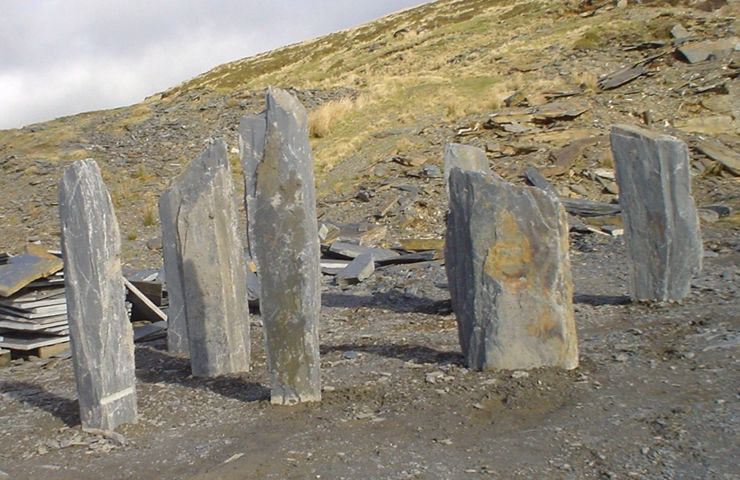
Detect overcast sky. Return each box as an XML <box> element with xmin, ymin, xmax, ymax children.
<box><xmin>0</xmin><ymin>1</ymin><xmax>427</xmax><ymax>130</ymax></box>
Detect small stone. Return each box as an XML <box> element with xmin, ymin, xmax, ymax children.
<box><xmin>425</xmin><ymin>371</ymin><xmax>445</xmax><ymax>383</ymax></box>
<box><xmin>145</xmin><ymin>237</ymin><xmax>162</xmax><ymax>251</ymax></box>
<box><xmin>336</xmin><ymin>253</ymin><xmax>375</xmax><ymax>287</ymax></box>
<box><xmin>614</xmin><ymin>353</ymin><xmax>630</xmax><ymax>362</ymax></box>
<box><xmin>697</xmin><ymin>209</ymin><xmax>720</xmax><ymax>223</ymax></box>
<box><xmin>511</xmin><ymin>371</ymin><xmax>529</xmax><ymax>379</ymax></box>
<box><xmin>670</xmin><ymin>24</ymin><xmax>690</xmax><ymax>41</ymax></box>
<box><xmin>342</xmin><ymin>351</ymin><xmax>358</xmax><ymax>360</ymax></box>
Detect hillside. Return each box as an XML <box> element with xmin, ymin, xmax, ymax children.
<box><xmin>0</xmin><ymin>0</ymin><xmax>737</xmax><ymax>265</ymax></box>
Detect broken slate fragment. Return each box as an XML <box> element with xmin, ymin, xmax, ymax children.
<box><xmin>329</xmin><ymin>242</ymin><xmax>400</xmax><ymax>262</ymax></box>
<box><xmin>243</xmin><ymin>87</ymin><xmax>321</xmax><ymax>405</ymax></box>
<box><xmin>59</xmin><ymin>159</ymin><xmax>137</xmax><ymax>430</ymax></box>
<box><xmin>610</xmin><ymin>125</ymin><xmax>702</xmax><ymax>302</ymax></box>
<box><xmin>161</xmin><ymin>140</ymin><xmax>251</xmax><ymax>376</ymax></box>
<box><xmin>695</xmin><ymin>139</ymin><xmax>740</xmax><ymax>176</ymax></box>
<box><xmin>445</xmin><ymin>168</ymin><xmax>578</xmax><ymax>371</ymax></box>
<box><xmin>678</xmin><ymin>38</ymin><xmax>739</xmax><ymax>64</ymax></box>
<box><xmin>336</xmin><ymin>254</ymin><xmax>375</xmax><ymax>287</ymax></box>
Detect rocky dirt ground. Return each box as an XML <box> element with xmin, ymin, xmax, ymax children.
<box><xmin>0</xmin><ymin>0</ymin><xmax>739</xmax><ymax>479</ymax></box>
<box><xmin>0</xmin><ymin>224</ymin><xmax>738</xmax><ymax>479</ymax></box>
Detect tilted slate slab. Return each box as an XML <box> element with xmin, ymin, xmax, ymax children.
<box><xmin>445</xmin><ymin>169</ymin><xmax>579</xmax><ymax>371</ymax></box>
<box><xmin>242</xmin><ymin>87</ymin><xmax>321</xmax><ymax>405</ymax></box>
<box><xmin>159</xmin><ymin>190</ymin><xmax>189</xmax><ymax>356</ymax></box>
<box><xmin>59</xmin><ymin>159</ymin><xmax>137</xmax><ymax>430</ymax></box>
<box><xmin>162</xmin><ymin>140</ymin><xmax>250</xmax><ymax>377</ymax></box>
<box><xmin>610</xmin><ymin>125</ymin><xmax>702</xmax><ymax>302</ymax></box>
<box><xmin>443</xmin><ymin>143</ymin><xmax>490</xmax><ymax>194</ymax></box>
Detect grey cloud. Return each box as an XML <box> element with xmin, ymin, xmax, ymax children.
<box><xmin>0</xmin><ymin>1</ymin><xmax>426</xmax><ymax>129</ymax></box>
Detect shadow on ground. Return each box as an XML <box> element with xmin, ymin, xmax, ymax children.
<box><xmin>135</xmin><ymin>346</ymin><xmax>270</xmax><ymax>404</ymax></box>
<box><xmin>0</xmin><ymin>381</ymin><xmax>80</xmax><ymax>427</ymax></box>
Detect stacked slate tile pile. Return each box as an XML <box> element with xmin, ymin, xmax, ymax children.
<box><xmin>0</xmin><ymin>247</ymin><xmax>70</xmax><ymax>353</ymax></box>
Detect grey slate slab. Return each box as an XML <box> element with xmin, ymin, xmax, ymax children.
<box><xmin>59</xmin><ymin>159</ymin><xmax>137</xmax><ymax>430</ymax></box>
<box><xmin>162</xmin><ymin>140</ymin><xmax>251</xmax><ymax>377</ymax></box>
<box><xmin>610</xmin><ymin>124</ymin><xmax>702</xmax><ymax>302</ymax></box>
<box><xmin>445</xmin><ymin>169</ymin><xmax>578</xmax><ymax>371</ymax></box>
<box><xmin>242</xmin><ymin>88</ymin><xmax>322</xmax><ymax>405</ymax></box>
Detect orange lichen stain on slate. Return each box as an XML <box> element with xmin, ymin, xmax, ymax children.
<box><xmin>483</xmin><ymin>211</ymin><xmax>533</xmax><ymax>289</ymax></box>
<box><xmin>527</xmin><ymin>308</ymin><xmax>562</xmax><ymax>340</ymax></box>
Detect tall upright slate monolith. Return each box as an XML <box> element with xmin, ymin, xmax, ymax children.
<box><xmin>59</xmin><ymin>159</ymin><xmax>137</xmax><ymax>430</ymax></box>
<box><xmin>160</xmin><ymin>140</ymin><xmax>250</xmax><ymax>377</ymax></box>
<box><xmin>445</xmin><ymin>168</ymin><xmax>578</xmax><ymax>371</ymax></box>
<box><xmin>610</xmin><ymin>124</ymin><xmax>702</xmax><ymax>302</ymax></box>
<box><xmin>240</xmin><ymin>87</ymin><xmax>321</xmax><ymax>405</ymax></box>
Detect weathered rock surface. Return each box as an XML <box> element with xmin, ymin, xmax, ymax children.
<box><xmin>238</xmin><ymin>114</ymin><xmax>267</xmax><ymax>263</ymax></box>
<box><xmin>610</xmin><ymin>125</ymin><xmax>702</xmax><ymax>302</ymax></box>
<box><xmin>159</xmin><ymin>190</ymin><xmax>188</xmax><ymax>356</ymax></box>
<box><xmin>337</xmin><ymin>253</ymin><xmax>375</xmax><ymax>287</ymax></box>
<box><xmin>161</xmin><ymin>140</ymin><xmax>250</xmax><ymax>377</ymax></box>
<box><xmin>241</xmin><ymin>87</ymin><xmax>321</xmax><ymax>405</ymax></box>
<box><xmin>59</xmin><ymin>159</ymin><xmax>137</xmax><ymax>430</ymax></box>
<box><xmin>445</xmin><ymin>168</ymin><xmax>578</xmax><ymax>371</ymax></box>
<box><xmin>443</xmin><ymin>143</ymin><xmax>490</xmax><ymax>193</ymax></box>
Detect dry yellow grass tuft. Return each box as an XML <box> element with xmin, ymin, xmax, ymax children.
<box><xmin>308</xmin><ymin>97</ymin><xmax>364</xmax><ymax>138</ymax></box>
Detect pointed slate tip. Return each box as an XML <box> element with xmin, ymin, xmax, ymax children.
<box><xmin>266</xmin><ymin>86</ymin><xmax>308</xmax><ymax>122</ymax></box>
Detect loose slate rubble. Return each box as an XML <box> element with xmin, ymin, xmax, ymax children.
<box><xmin>240</xmin><ymin>87</ymin><xmax>321</xmax><ymax>405</ymax></box>
<box><xmin>59</xmin><ymin>159</ymin><xmax>137</xmax><ymax>430</ymax></box>
<box><xmin>445</xmin><ymin>168</ymin><xmax>578</xmax><ymax>371</ymax></box>
<box><xmin>695</xmin><ymin>139</ymin><xmax>740</xmax><ymax>176</ymax></box>
<box><xmin>160</xmin><ymin>140</ymin><xmax>250</xmax><ymax>377</ymax></box>
<box><xmin>610</xmin><ymin>125</ymin><xmax>703</xmax><ymax>302</ymax></box>
<box><xmin>678</xmin><ymin>38</ymin><xmax>739</xmax><ymax>64</ymax></box>
<box><xmin>328</xmin><ymin>242</ymin><xmax>400</xmax><ymax>262</ymax></box>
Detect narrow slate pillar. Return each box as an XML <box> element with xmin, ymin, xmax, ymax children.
<box><xmin>445</xmin><ymin>168</ymin><xmax>578</xmax><ymax>371</ymax></box>
<box><xmin>238</xmin><ymin>114</ymin><xmax>266</xmax><ymax>264</ymax></box>
<box><xmin>443</xmin><ymin>143</ymin><xmax>490</xmax><ymax>194</ymax></box>
<box><xmin>610</xmin><ymin>125</ymin><xmax>702</xmax><ymax>302</ymax></box>
<box><xmin>159</xmin><ymin>190</ymin><xmax>189</xmax><ymax>356</ymax></box>
<box><xmin>59</xmin><ymin>159</ymin><xmax>137</xmax><ymax>430</ymax></box>
<box><xmin>242</xmin><ymin>87</ymin><xmax>321</xmax><ymax>405</ymax></box>
<box><xmin>161</xmin><ymin>140</ymin><xmax>250</xmax><ymax>377</ymax></box>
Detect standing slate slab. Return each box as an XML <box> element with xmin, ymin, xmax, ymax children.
<box><xmin>443</xmin><ymin>143</ymin><xmax>490</xmax><ymax>194</ymax></box>
<box><xmin>238</xmin><ymin>114</ymin><xmax>267</xmax><ymax>264</ymax></box>
<box><xmin>159</xmin><ymin>190</ymin><xmax>189</xmax><ymax>356</ymax></box>
<box><xmin>445</xmin><ymin>168</ymin><xmax>578</xmax><ymax>371</ymax></box>
<box><xmin>59</xmin><ymin>159</ymin><xmax>137</xmax><ymax>430</ymax></box>
<box><xmin>242</xmin><ymin>87</ymin><xmax>321</xmax><ymax>405</ymax></box>
<box><xmin>161</xmin><ymin>140</ymin><xmax>250</xmax><ymax>377</ymax></box>
<box><xmin>610</xmin><ymin>125</ymin><xmax>702</xmax><ymax>302</ymax></box>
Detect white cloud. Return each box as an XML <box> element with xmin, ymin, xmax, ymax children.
<box><xmin>0</xmin><ymin>1</ymin><xmax>426</xmax><ymax>129</ymax></box>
